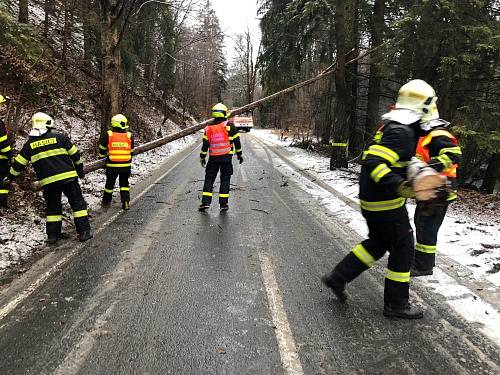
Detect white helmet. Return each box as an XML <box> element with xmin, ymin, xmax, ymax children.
<box><xmin>29</xmin><ymin>112</ymin><xmax>55</xmax><ymax>136</ymax></box>
<box><xmin>395</xmin><ymin>79</ymin><xmax>439</xmax><ymax>122</ymax></box>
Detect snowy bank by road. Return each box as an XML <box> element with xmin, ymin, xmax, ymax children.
<box><xmin>253</xmin><ymin>129</ymin><xmax>500</xmax><ymax>286</ymax></box>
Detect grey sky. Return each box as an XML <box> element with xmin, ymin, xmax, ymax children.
<box><xmin>212</xmin><ymin>0</ymin><xmax>261</xmax><ymax>62</ymax></box>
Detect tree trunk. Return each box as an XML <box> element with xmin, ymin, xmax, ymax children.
<box><xmin>18</xmin><ymin>0</ymin><xmax>29</xmax><ymax>23</ymax></box>
<box><xmin>347</xmin><ymin>0</ymin><xmax>360</xmax><ymax>154</ymax></box>
<box><xmin>61</xmin><ymin>0</ymin><xmax>72</xmax><ymax>66</ymax></box>
<box><xmin>43</xmin><ymin>0</ymin><xmax>52</xmax><ymax>38</ymax></box>
<box><xmin>82</xmin><ymin>0</ymin><xmax>94</xmax><ymax>64</ymax></box>
<box><xmin>100</xmin><ymin>2</ymin><xmax>122</xmax><ymax>136</ymax></box>
<box><xmin>365</xmin><ymin>0</ymin><xmax>384</xmax><ymax>144</ymax></box>
<box><xmin>480</xmin><ymin>153</ymin><xmax>500</xmax><ymax>194</ymax></box>
<box><xmin>330</xmin><ymin>0</ymin><xmax>350</xmax><ymax>170</ymax></box>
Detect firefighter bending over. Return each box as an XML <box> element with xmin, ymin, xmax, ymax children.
<box><xmin>199</xmin><ymin>103</ymin><xmax>243</xmax><ymax>211</ymax></box>
<box><xmin>0</xmin><ymin>94</ymin><xmax>13</xmax><ymax>208</ymax></box>
<box><xmin>411</xmin><ymin>118</ymin><xmax>462</xmax><ymax>276</ymax></box>
<box><xmin>322</xmin><ymin>80</ymin><xmax>440</xmax><ymax>319</ymax></box>
<box><xmin>99</xmin><ymin>114</ymin><xmax>134</xmax><ymax>210</ymax></box>
<box><xmin>9</xmin><ymin>113</ymin><xmax>92</xmax><ymax>244</ymax></box>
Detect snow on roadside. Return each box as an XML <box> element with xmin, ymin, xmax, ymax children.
<box><xmin>0</xmin><ymin>130</ymin><xmax>197</xmax><ymax>274</ymax></box>
<box><xmin>254</xmin><ymin>129</ymin><xmax>500</xmax><ymax>286</ymax></box>
<box><xmin>253</xmin><ymin>129</ymin><xmax>500</xmax><ymax>345</ymax></box>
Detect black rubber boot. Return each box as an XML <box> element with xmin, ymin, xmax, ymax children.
<box><xmin>47</xmin><ymin>235</ymin><xmax>59</xmax><ymax>245</ymax></box>
<box><xmin>121</xmin><ymin>201</ymin><xmax>130</xmax><ymax>211</ymax></box>
<box><xmin>383</xmin><ymin>303</ymin><xmax>424</xmax><ymax>319</ymax></box>
<box><xmin>220</xmin><ymin>204</ymin><xmax>229</xmax><ymax>211</ymax></box>
<box><xmin>410</xmin><ymin>267</ymin><xmax>433</xmax><ymax>277</ymax></box>
<box><xmin>321</xmin><ymin>273</ymin><xmax>347</xmax><ymax>303</ymax></box>
<box><xmin>199</xmin><ymin>203</ymin><xmax>210</xmax><ymax>212</ymax></box>
<box><xmin>78</xmin><ymin>231</ymin><xmax>93</xmax><ymax>242</ymax></box>
<box><xmin>101</xmin><ymin>198</ymin><xmax>111</xmax><ymax>208</ymax></box>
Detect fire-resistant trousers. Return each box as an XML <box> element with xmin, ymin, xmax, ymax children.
<box><xmin>413</xmin><ymin>202</ymin><xmax>449</xmax><ymax>271</ymax></box>
<box><xmin>103</xmin><ymin>169</ymin><xmax>131</xmax><ymax>203</ymax></box>
<box><xmin>331</xmin><ymin>216</ymin><xmax>414</xmax><ymax>307</ymax></box>
<box><xmin>43</xmin><ymin>179</ymin><xmax>90</xmax><ymax>236</ymax></box>
<box><xmin>0</xmin><ymin>162</ymin><xmax>9</xmax><ymax>206</ymax></box>
<box><xmin>201</xmin><ymin>159</ymin><xmax>233</xmax><ymax>206</ymax></box>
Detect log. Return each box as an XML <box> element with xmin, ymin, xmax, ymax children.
<box><xmin>27</xmin><ymin>41</ymin><xmax>389</xmax><ymax>191</ymax></box>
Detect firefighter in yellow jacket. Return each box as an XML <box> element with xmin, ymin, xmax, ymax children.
<box><xmin>9</xmin><ymin>113</ymin><xmax>92</xmax><ymax>244</ymax></box>
<box><xmin>99</xmin><ymin>114</ymin><xmax>134</xmax><ymax>210</ymax></box>
<box><xmin>0</xmin><ymin>95</ymin><xmax>13</xmax><ymax>208</ymax></box>
<box><xmin>411</xmin><ymin>120</ymin><xmax>462</xmax><ymax>276</ymax></box>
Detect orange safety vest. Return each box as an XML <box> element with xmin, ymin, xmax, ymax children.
<box><xmin>416</xmin><ymin>129</ymin><xmax>458</xmax><ymax>178</ymax></box>
<box><xmin>107</xmin><ymin>130</ymin><xmax>132</xmax><ymax>163</ymax></box>
<box><xmin>206</xmin><ymin>122</ymin><xmax>232</xmax><ymax>156</ymax></box>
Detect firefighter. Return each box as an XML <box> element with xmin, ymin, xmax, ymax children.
<box><xmin>322</xmin><ymin>80</ymin><xmax>439</xmax><ymax>319</ymax></box>
<box><xmin>411</xmin><ymin>120</ymin><xmax>462</xmax><ymax>276</ymax></box>
<box><xmin>98</xmin><ymin>114</ymin><xmax>134</xmax><ymax>210</ymax></box>
<box><xmin>0</xmin><ymin>95</ymin><xmax>13</xmax><ymax>208</ymax></box>
<box><xmin>9</xmin><ymin>113</ymin><xmax>92</xmax><ymax>244</ymax></box>
<box><xmin>199</xmin><ymin>103</ymin><xmax>243</xmax><ymax>211</ymax></box>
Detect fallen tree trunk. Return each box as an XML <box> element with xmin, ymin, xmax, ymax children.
<box><xmin>29</xmin><ymin>42</ymin><xmax>388</xmax><ymax>191</ymax></box>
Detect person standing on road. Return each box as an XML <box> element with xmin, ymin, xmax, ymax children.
<box><xmin>199</xmin><ymin>103</ymin><xmax>243</xmax><ymax>211</ymax></box>
<box><xmin>322</xmin><ymin>80</ymin><xmax>441</xmax><ymax>319</ymax></box>
<box><xmin>411</xmin><ymin>120</ymin><xmax>462</xmax><ymax>276</ymax></box>
<box><xmin>9</xmin><ymin>112</ymin><xmax>92</xmax><ymax>244</ymax></box>
<box><xmin>99</xmin><ymin>114</ymin><xmax>134</xmax><ymax>210</ymax></box>
<box><xmin>0</xmin><ymin>94</ymin><xmax>13</xmax><ymax>208</ymax></box>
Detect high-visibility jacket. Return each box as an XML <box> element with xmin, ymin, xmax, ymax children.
<box><xmin>9</xmin><ymin>131</ymin><xmax>83</xmax><ymax>187</ymax></box>
<box><xmin>416</xmin><ymin>128</ymin><xmax>461</xmax><ymax>200</ymax></box>
<box><xmin>99</xmin><ymin>130</ymin><xmax>134</xmax><ymax>171</ymax></box>
<box><xmin>0</xmin><ymin>118</ymin><xmax>13</xmax><ymax>165</ymax></box>
<box><xmin>200</xmin><ymin>119</ymin><xmax>243</xmax><ymax>161</ymax></box>
<box><xmin>359</xmin><ymin>120</ymin><xmax>420</xmax><ymax>221</ymax></box>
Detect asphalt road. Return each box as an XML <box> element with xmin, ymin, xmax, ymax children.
<box><xmin>0</xmin><ymin>135</ymin><xmax>498</xmax><ymax>374</ymax></box>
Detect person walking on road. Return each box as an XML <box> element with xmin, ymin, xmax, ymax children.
<box><xmin>9</xmin><ymin>112</ymin><xmax>92</xmax><ymax>244</ymax></box>
<box><xmin>199</xmin><ymin>103</ymin><xmax>243</xmax><ymax>211</ymax></box>
<box><xmin>99</xmin><ymin>114</ymin><xmax>134</xmax><ymax>210</ymax></box>
<box><xmin>0</xmin><ymin>94</ymin><xmax>13</xmax><ymax>208</ymax></box>
<box><xmin>322</xmin><ymin>80</ymin><xmax>442</xmax><ymax>319</ymax></box>
<box><xmin>411</xmin><ymin>120</ymin><xmax>462</xmax><ymax>276</ymax></box>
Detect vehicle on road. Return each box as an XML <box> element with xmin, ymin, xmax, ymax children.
<box><xmin>232</xmin><ymin>112</ymin><xmax>254</xmax><ymax>132</ymax></box>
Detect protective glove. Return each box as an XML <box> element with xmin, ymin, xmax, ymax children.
<box><xmin>407</xmin><ymin>156</ymin><xmax>427</xmax><ymax>184</ymax></box>
<box><xmin>237</xmin><ymin>155</ymin><xmax>244</xmax><ymax>164</ymax></box>
<box><xmin>397</xmin><ymin>180</ymin><xmax>415</xmax><ymax>198</ymax></box>
<box><xmin>200</xmin><ymin>158</ymin><xmax>206</xmax><ymax>168</ymax></box>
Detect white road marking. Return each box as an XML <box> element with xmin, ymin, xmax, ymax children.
<box><xmin>271</xmin><ymin>189</ymin><xmax>293</xmax><ymax>213</ymax></box>
<box><xmin>0</xmin><ymin>146</ymin><xmax>198</xmax><ymax>323</ymax></box>
<box><xmin>259</xmin><ymin>253</ymin><xmax>304</xmax><ymax>375</ymax></box>
<box><xmin>239</xmin><ymin>164</ymin><xmax>249</xmax><ymax>182</ymax></box>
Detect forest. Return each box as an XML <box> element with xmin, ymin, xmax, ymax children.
<box><xmin>0</xmin><ymin>0</ymin><xmax>499</xmax><ymax>193</ymax></box>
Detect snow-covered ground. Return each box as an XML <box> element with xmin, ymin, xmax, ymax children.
<box><xmin>253</xmin><ymin>129</ymin><xmax>500</xmax><ymax>345</ymax></box>
<box><xmin>0</xmin><ymin>129</ymin><xmax>197</xmax><ymax>273</ymax></box>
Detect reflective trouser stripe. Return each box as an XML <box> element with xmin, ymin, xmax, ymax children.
<box><xmin>351</xmin><ymin>244</ymin><xmax>375</xmax><ymax>267</ymax></box>
<box><xmin>219</xmin><ymin>193</ymin><xmax>229</xmax><ymax>198</ymax></box>
<box><xmin>385</xmin><ymin>269</ymin><xmax>410</xmax><ymax>283</ymax></box>
<box><xmin>415</xmin><ymin>243</ymin><xmax>436</xmax><ymax>254</ymax></box>
<box><xmin>73</xmin><ymin>210</ymin><xmax>88</xmax><ymax>218</ymax></box>
<box><xmin>120</xmin><ymin>187</ymin><xmax>130</xmax><ymax>191</ymax></box>
<box><xmin>447</xmin><ymin>191</ymin><xmax>457</xmax><ymax>201</ymax></box>
<box><xmin>1</xmin><ymin>145</ymin><xmax>11</xmax><ymax>153</ymax></box>
<box><xmin>360</xmin><ymin>198</ymin><xmax>406</xmax><ymax>212</ymax></box>
<box><xmin>202</xmin><ymin>192</ymin><xmax>213</xmax><ymax>197</ymax></box>
<box><xmin>106</xmin><ymin>163</ymin><xmax>131</xmax><ymax>167</ymax></box>
<box><xmin>47</xmin><ymin>215</ymin><xmax>62</xmax><ymax>222</ymax></box>
<box><xmin>104</xmin><ymin>188</ymin><xmax>113</xmax><ymax>193</ymax></box>
<box><xmin>0</xmin><ymin>189</ymin><xmax>9</xmax><ymax>194</ymax></box>
<box><xmin>40</xmin><ymin>171</ymin><xmax>78</xmax><ymax>186</ymax></box>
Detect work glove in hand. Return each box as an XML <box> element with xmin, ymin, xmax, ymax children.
<box><xmin>397</xmin><ymin>180</ymin><xmax>415</xmax><ymax>198</ymax></box>
<box><xmin>407</xmin><ymin>156</ymin><xmax>427</xmax><ymax>184</ymax></box>
<box><xmin>237</xmin><ymin>155</ymin><xmax>244</xmax><ymax>164</ymax></box>
<box><xmin>200</xmin><ymin>158</ymin><xmax>206</xmax><ymax>168</ymax></box>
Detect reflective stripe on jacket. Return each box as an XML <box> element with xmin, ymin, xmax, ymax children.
<box><xmin>416</xmin><ymin>129</ymin><xmax>459</xmax><ymax>178</ymax></box>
